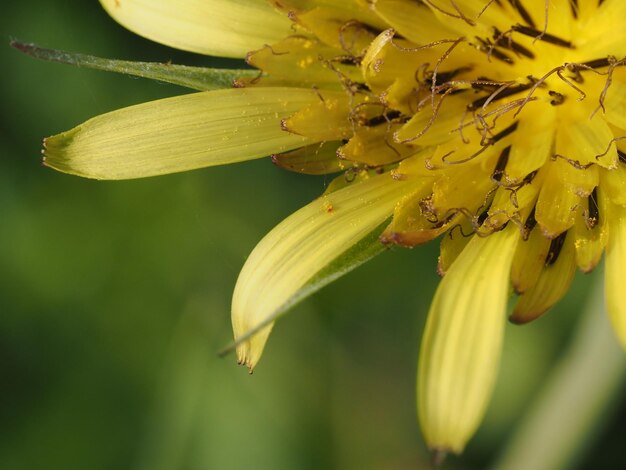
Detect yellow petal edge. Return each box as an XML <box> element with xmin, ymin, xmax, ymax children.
<box><xmin>99</xmin><ymin>0</ymin><xmax>292</xmax><ymax>58</ymax></box>
<box><xmin>43</xmin><ymin>88</ymin><xmax>319</xmax><ymax>180</ymax></box>
<box><xmin>232</xmin><ymin>172</ymin><xmax>421</xmax><ymax>370</ymax></box>
<box><xmin>418</xmin><ymin>226</ymin><xmax>519</xmax><ymax>454</ymax></box>
<box><xmin>605</xmin><ymin>203</ymin><xmax>626</xmax><ymax>349</ymax></box>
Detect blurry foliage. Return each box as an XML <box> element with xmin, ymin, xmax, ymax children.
<box><xmin>2</xmin><ymin>2</ymin><xmax>625</xmax><ymax>469</ymax></box>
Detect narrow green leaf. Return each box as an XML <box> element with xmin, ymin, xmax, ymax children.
<box><xmin>10</xmin><ymin>40</ymin><xmax>259</xmax><ymax>91</ymax></box>
<box><xmin>218</xmin><ymin>220</ymin><xmax>388</xmax><ymax>358</ymax></box>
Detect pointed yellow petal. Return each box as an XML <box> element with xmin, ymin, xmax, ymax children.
<box><xmin>418</xmin><ymin>227</ymin><xmax>519</xmax><ymax>454</ymax></box>
<box><xmin>43</xmin><ymin>88</ymin><xmax>319</xmax><ymax>180</ymax></box>
<box><xmin>232</xmin><ymin>172</ymin><xmax>419</xmax><ymax>369</ymax></box>
<box><xmin>605</xmin><ymin>203</ymin><xmax>626</xmax><ymax>349</ymax></box>
<box><xmin>99</xmin><ymin>0</ymin><xmax>292</xmax><ymax>58</ymax></box>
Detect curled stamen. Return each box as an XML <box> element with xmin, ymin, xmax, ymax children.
<box><xmin>594</xmin><ymin>136</ymin><xmax>626</xmax><ymax>166</ymax></box>
<box><xmin>423</xmin><ymin>0</ymin><xmax>476</xmax><ymax>26</ymax></box>
<box><xmin>552</xmin><ymin>154</ymin><xmax>594</xmax><ymax>170</ymax></box>
<box><xmin>394</xmin><ymin>88</ymin><xmax>456</xmax><ymax>144</ymax></box>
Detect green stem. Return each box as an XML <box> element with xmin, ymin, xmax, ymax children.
<box><xmin>493</xmin><ymin>274</ymin><xmax>626</xmax><ymax>470</ymax></box>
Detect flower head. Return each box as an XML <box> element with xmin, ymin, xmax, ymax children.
<box><xmin>19</xmin><ymin>0</ymin><xmax>626</xmax><ymax>457</ymax></box>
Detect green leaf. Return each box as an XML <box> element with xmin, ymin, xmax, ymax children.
<box><xmin>10</xmin><ymin>40</ymin><xmax>259</xmax><ymax>91</ymax></box>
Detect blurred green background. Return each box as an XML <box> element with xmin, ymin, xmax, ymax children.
<box><xmin>2</xmin><ymin>2</ymin><xmax>626</xmax><ymax>469</ymax></box>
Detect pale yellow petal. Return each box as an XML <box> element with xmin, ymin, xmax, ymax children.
<box><xmin>506</xmin><ymin>104</ymin><xmax>555</xmax><ymax>181</ymax></box>
<box><xmin>281</xmin><ymin>94</ymin><xmax>354</xmax><ymax>141</ymax></box>
<box><xmin>43</xmin><ymin>88</ymin><xmax>319</xmax><ymax>180</ymax></box>
<box><xmin>605</xmin><ymin>203</ymin><xmax>626</xmax><ymax>349</ymax></box>
<box><xmin>232</xmin><ymin>172</ymin><xmax>419</xmax><ymax>369</ymax></box>
<box><xmin>556</xmin><ymin>102</ymin><xmax>617</xmax><ymax>169</ymax></box>
<box><xmin>371</xmin><ymin>0</ymin><xmax>457</xmax><ymax>45</ymax></box>
<box><xmin>577</xmin><ymin>0</ymin><xmax>626</xmax><ymax>57</ymax></box>
<box><xmin>418</xmin><ymin>227</ymin><xmax>519</xmax><ymax>454</ymax></box>
<box><xmin>601</xmin><ymin>77</ymin><xmax>626</xmax><ymax>131</ymax></box>
<box><xmin>99</xmin><ymin>0</ymin><xmax>292</xmax><ymax>58</ymax></box>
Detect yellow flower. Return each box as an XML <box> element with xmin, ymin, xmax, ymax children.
<box><xmin>22</xmin><ymin>0</ymin><xmax>626</xmax><ymax>456</ymax></box>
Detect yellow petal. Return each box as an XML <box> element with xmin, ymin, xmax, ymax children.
<box><xmin>371</xmin><ymin>0</ymin><xmax>457</xmax><ymax>45</ymax></box>
<box><xmin>99</xmin><ymin>0</ymin><xmax>292</xmax><ymax>58</ymax></box>
<box><xmin>338</xmin><ymin>124</ymin><xmax>416</xmax><ymax>166</ymax></box>
<box><xmin>379</xmin><ymin>181</ymin><xmax>452</xmax><ymax>247</ymax></box>
<box><xmin>272</xmin><ymin>141</ymin><xmax>348</xmax><ymax>175</ymax></box>
<box><xmin>601</xmin><ymin>164</ymin><xmax>626</xmax><ymax>207</ymax></box>
<box><xmin>577</xmin><ymin>0</ymin><xmax>626</xmax><ymax>57</ymax></box>
<box><xmin>556</xmin><ymin>102</ymin><xmax>617</xmax><ymax>169</ymax></box>
<box><xmin>574</xmin><ymin>190</ymin><xmax>608</xmax><ymax>273</ymax></box>
<box><xmin>418</xmin><ymin>226</ymin><xmax>519</xmax><ymax>454</ymax></box>
<box><xmin>232</xmin><ymin>172</ymin><xmax>419</xmax><ymax>369</ymax></box>
<box><xmin>510</xmin><ymin>231</ymin><xmax>577</xmax><ymax>324</ymax></box>
<box><xmin>241</xmin><ymin>36</ymin><xmax>360</xmax><ymax>89</ymax></box>
<box><xmin>601</xmin><ymin>75</ymin><xmax>626</xmax><ymax>131</ymax></box>
<box><xmin>510</xmin><ymin>221</ymin><xmax>551</xmax><ymax>294</ymax></box>
<box><xmin>535</xmin><ymin>159</ymin><xmax>595</xmax><ymax>238</ymax></box>
<box><xmin>290</xmin><ymin>7</ymin><xmax>377</xmax><ymax>52</ymax></box>
<box><xmin>43</xmin><ymin>88</ymin><xmax>319</xmax><ymax>180</ymax></box>
<box><xmin>605</xmin><ymin>203</ymin><xmax>626</xmax><ymax>349</ymax></box>
<box><xmin>437</xmin><ymin>219</ymin><xmax>473</xmax><ymax>275</ymax></box>
<box><xmin>281</xmin><ymin>94</ymin><xmax>354</xmax><ymax>141</ymax></box>
<box><xmin>505</xmin><ymin>104</ymin><xmax>554</xmax><ymax>182</ymax></box>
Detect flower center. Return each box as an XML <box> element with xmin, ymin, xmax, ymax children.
<box><xmin>243</xmin><ymin>0</ymin><xmax>626</xmax><ymax>285</ymax></box>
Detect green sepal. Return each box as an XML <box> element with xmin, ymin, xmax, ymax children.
<box><xmin>218</xmin><ymin>220</ymin><xmax>389</xmax><ymax>357</ymax></box>
<box><xmin>10</xmin><ymin>40</ymin><xmax>259</xmax><ymax>91</ymax></box>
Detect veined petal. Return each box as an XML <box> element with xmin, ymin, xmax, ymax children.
<box><xmin>43</xmin><ymin>88</ymin><xmax>320</xmax><ymax>179</ymax></box>
<box><xmin>232</xmin><ymin>172</ymin><xmax>419</xmax><ymax>370</ymax></box>
<box><xmin>99</xmin><ymin>0</ymin><xmax>292</xmax><ymax>58</ymax></box>
<box><xmin>418</xmin><ymin>226</ymin><xmax>519</xmax><ymax>454</ymax></box>
<box><xmin>605</xmin><ymin>202</ymin><xmax>626</xmax><ymax>349</ymax></box>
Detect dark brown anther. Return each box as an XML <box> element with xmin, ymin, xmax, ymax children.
<box><xmin>475</xmin><ymin>37</ymin><xmax>514</xmax><ymax>64</ymax></box>
<box><xmin>523</xmin><ymin>206</ymin><xmax>537</xmax><ymax>240</ymax></box>
<box><xmin>490</xmin><ymin>122</ymin><xmax>519</xmax><ymax>144</ymax></box>
<box><xmin>548</xmin><ymin>90</ymin><xmax>565</xmax><ymax>105</ymax></box>
<box><xmin>569</xmin><ymin>0</ymin><xmax>579</xmax><ymax>19</ymax></box>
<box><xmin>581</xmin><ymin>57</ymin><xmax>611</xmax><ymax>69</ymax></box>
<box><xmin>512</xmin><ymin>24</ymin><xmax>575</xmax><ymax>49</ymax></box>
<box><xmin>545</xmin><ymin>231</ymin><xmax>568</xmax><ymax>266</ymax></box>
<box><xmin>492</xmin><ymin>28</ymin><xmax>535</xmax><ymax>59</ymax></box>
<box><xmin>492</xmin><ymin>146</ymin><xmax>511</xmax><ymax>182</ymax></box>
<box><xmin>587</xmin><ymin>187</ymin><xmax>600</xmax><ymax>229</ymax></box>
<box><xmin>507</xmin><ymin>0</ymin><xmax>536</xmax><ymax>28</ymax></box>
<box><xmin>365</xmin><ymin>110</ymin><xmax>402</xmax><ymax>127</ymax></box>
<box><xmin>468</xmin><ymin>82</ymin><xmax>534</xmax><ymax>110</ymax></box>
